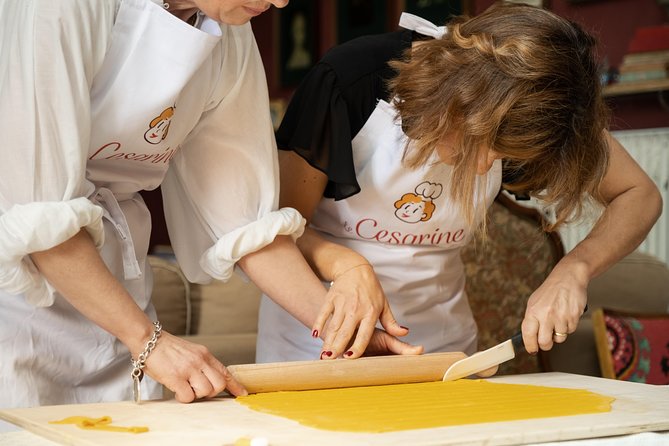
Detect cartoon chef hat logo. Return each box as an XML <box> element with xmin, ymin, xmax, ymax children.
<box><xmin>394</xmin><ymin>181</ymin><xmax>443</xmax><ymax>224</ymax></box>
<box><xmin>415</xmin><ymin>181</ymin><xmax>443</xmax><ymax>201</ymax></box>
<box><xmin>144</xmin><ymin>106</ymin><xmax>175</xmax><ymax>145</ymax></box>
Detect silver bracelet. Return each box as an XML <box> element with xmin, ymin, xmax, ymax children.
<box><xmin>131</xmin><ymin>321</ymin><xmax>162</xmax><ymax>404</ymax></box>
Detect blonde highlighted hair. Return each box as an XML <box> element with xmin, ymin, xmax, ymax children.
<box><xmin>389</xmin><ymin>2</ymin><xmax>610</xmax><ymax>230</ymax></box>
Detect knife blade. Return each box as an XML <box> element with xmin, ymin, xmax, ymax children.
<box><xmin>441</xmin><ymin>332</ymin><xmax>524</xmax><ymax>382</ymax></box>
<box><xmin>441</xmin><ymin>304</ymin><xmax>588</xmax><ymax>382</ymax></box>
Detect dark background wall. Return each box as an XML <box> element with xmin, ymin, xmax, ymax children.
<box><xmin>144</xmin><ymin>0</ymin><xmax>669</xmax><ymax>249</ymax></box>
<box><xmin>255</xmin><ymin>0</ymin><xmax>668</xmax><ymax>130</ymax></box>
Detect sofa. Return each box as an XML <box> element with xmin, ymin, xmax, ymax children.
<box><xmin>150</xmin><ymin>251</ymin><xmax>261</xmax><ymax>366</ymax></box>
<box><xmin>149</xmin><ymin>196</ymin><xmax>669</xmax><ymax>380</ymax></box>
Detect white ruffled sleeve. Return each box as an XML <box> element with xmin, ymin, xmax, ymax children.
<box><xmin>161</xmin><ymin>23</ymin><xmax>305</xmax><ymax>284</ymax></box>
<box><xmin>0</xmin><ymin>1</ymin><xmax>114</xmax><ymax>306</ymax></box>
<box><xmin>0</xmin><ymin>200</ymin><xmax>105</xmax><ymax>306</ymax></box>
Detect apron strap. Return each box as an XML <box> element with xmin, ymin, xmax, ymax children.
<box><xmin>399</xmin><ymin>12</ymin><xmax>447</xmax><ymax>39</ymax></box>
<box><xmin>93</xmin><ymin>188</ymin><xmax>143</xmax><ymax>281</ymax></box>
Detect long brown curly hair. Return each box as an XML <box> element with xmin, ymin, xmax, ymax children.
<box><xmin>388</xmin><ymin>2</ymin><xmax>610</xmax><ymax>231</ymax></box>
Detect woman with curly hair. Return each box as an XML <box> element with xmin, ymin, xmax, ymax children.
<box><xmin>256</xmin><ymin>2</ymin><xmax>662</xmax><ymax>363</ymax></box>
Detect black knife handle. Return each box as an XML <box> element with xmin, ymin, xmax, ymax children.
<box><xmin>511</xmin><ymin>331</ymin><xmax>524</xmax><ymax>352</ymax></box>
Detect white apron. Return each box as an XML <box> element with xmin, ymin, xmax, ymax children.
<box><xmin>0</xmin><ymin>0</ymin><xmax>222</xmax><ymax>407</ymax></box>
<box><xmin>257</xmin><ymin>98</ymin><xmax>502</xmax><ymax>362</ymax></box>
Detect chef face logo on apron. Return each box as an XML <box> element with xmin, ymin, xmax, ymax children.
<box><xmin>89</xmin><ymin>103</ymin><xmax>179</xmax><ymax>165</ymax></box>
<box><xmin>144</xmin><ymin>106</ymin><xmax>175</xmax><ymax>144</ymax></box>
<box><xmin>394</xmin><ymin>181</ymin><xmax>443</xmax><ymax>224</ymax></box>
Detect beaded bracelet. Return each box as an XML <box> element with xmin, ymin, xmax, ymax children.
<box><xmin>131</xmin><ymin>321</ymin><xmax>162</xmax><ymax>404</ymax></box>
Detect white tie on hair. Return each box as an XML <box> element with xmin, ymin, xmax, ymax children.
<box><xmin>398</xmin><ymin>12</ymin><xmax>447</xmax><ymax>39</ymax></box>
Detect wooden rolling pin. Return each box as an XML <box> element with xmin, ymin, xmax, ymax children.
<box><xmin>227</xmin><ymin>352</ymin><xmax>466</xmax><ymax>394</ymax></box>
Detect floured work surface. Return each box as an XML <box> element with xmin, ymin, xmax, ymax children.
<box><xmin>1</xmin><ymin>373</ymin><xmax>668</xmax><ymax>446</ymax></box>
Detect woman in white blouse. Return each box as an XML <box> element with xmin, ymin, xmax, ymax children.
<box><xmin>0</xmin><ymin>0</ymin><xmax>419</xmax><ymax>409</ymax></box>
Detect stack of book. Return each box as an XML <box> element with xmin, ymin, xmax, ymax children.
<box><xmin>617</xmin><ymin>26</ymin><xmax>669</xmax><ymax>85</ymax></box>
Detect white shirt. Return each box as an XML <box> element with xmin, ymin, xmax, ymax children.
<box><xmin>0</xmin><ymin>0</ymin><xmax>303</xmax><ymax>407</ymax></box>
<box><xmin>0</xmin><ymin>0</ymin><xmax>304</xmax><ymax>306</ymax></box>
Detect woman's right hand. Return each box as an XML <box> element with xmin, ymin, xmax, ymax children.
<box><xmin>143</xmin><ymin>331</ymin><xmax>247</xmax><ymax>402</ymax></box>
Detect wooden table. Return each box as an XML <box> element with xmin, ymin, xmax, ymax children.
<box><xmin>1</xmin><ymin>373</ymin><xmax>668</xmax><ymax>446</ymax></box>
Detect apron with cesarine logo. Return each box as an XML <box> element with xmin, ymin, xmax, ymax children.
<box><xmin>1</xmin><ymin>0</ymin><xmax>225</xmax><ymax>407</ymax></box>
<box><xmin>256</xmin><ymin>97</ymin><xmax>502</xmax><ymax>362</ymax></box>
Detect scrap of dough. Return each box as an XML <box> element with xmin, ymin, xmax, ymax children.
<box><xmin>49</xmin><ymin>416</ymin><xmax>149</xmax><ymax>433</ymax></box>
<box><xmin>237</xmin><ymin>379</ymin><xmax>614</xmax><ymax>433</ymax></box>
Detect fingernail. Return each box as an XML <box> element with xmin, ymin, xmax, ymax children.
<box><xmin>324</xmin><ymin>351</ymin><xmax>333</xmax><ymax>357</ymax></box>
<box><xmin>311</xmin><ymin>329</ymin><xmax>319</xmax><ymax>338</ymax></box>
<box><xmin>345</xmin><ymin>350</ymin><xmax>353</xmax><ymax>357</ymax></box>
<box><xmin>529</xmin><ymin>351</ymin><xmax>538</xmax><ymax>356</ymax></box>
<box><xmin>400</xmin><ymin>325</ymin><xmax>409</xmax><ymax>331</ymax></box>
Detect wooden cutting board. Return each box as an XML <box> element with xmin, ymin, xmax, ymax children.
<box><xmin>1</xmin><ymin>373</ymin><xmax>668</xmax><ymax>446</ymax></box>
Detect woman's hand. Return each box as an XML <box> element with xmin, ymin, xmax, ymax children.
<box><xmin>520</xmin><ymin>261</ymin><xmax>589</xmax><ymax>354</ymax></box>
<box><xmin>314</xmin><ymin>264</ymin><xmax>410</xmax><ymax>359</ymax></box>
<box><xmin>143</xmin><ymin>331</ymin><xmax>247</xmax><ymax>402</ymax></box>
<box><xmin>362</xmin><ymin>329</ymin><xmax>498</xmax><ymax>379</ymax></box>
<box><xmin>521</xmin><ymin>133</ymin><xmax>662</xmax><ymax>355</ymax></box>
<box><xmin>360</xmin><ymin>328</ymin><xmax>424</xmax><ymax>357</ymax></box>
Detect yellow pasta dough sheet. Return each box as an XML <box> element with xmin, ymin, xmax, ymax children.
<box><xmin>236</xmin><ymin>379</ymin><xmax>614</xmax><ymax>433</ymax></box>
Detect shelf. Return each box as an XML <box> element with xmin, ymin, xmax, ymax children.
<box><xmin>602</xmin><ymin>78</ymin><xmax>669</xmax><ymax>97</ymax></box>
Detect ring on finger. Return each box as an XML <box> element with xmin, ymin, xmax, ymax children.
<box><xmin>553</xmin><ymin>331</ymin><xmax>568</xmax><ymax>338</ymax></box>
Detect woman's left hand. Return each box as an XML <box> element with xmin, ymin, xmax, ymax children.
<box><xmin>314</xmin><ymin>264</ymin><xmax>409</xmax><ymax>359</ymax></box>
<box><xmin>520</xmin><ymin>262</ymin><xmax>589</xmax><ymax>354</ymax></box>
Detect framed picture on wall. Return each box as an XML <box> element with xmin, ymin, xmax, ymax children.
<box><xmin>401</xmin><ymin>0</ymin><xmax>472</xmax><ymax>26</ymax></box>
<box><xmin>337</xmin><ymin>0</ymin><xmax>388</xmax><ymax>44</ymax></box>
<box><xmin>277</xmin><ymin>0</ymin><xmax>317</xmax><ymax>88</ymax></box>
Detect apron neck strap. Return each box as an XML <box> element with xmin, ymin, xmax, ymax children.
<box><xmin>399</xmin><ymin>12</ymin><xmax>447</xmax><ymax>39</ymax></box>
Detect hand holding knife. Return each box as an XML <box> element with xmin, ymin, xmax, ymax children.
<box><xmin>442</xmin><ymin>305</ymin><xmax>588</xmax><ymax>382</ymax></box>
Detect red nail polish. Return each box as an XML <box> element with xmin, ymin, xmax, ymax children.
<box><xmin>312</xmin><ymin>329</ymin><xmax>319</xmax><ymax>338</ymax></box>
<box><xmin>345</xmin><ymin>350</ymin><xmax>353</xmax><ymax>357</ymax></box>
<box><xmin>325</xmin><ymin>351</ymin><xmax>333</xmax><ymax>357</ymax></box>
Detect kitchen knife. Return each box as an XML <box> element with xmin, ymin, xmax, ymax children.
<box><xmin>441</xmin><ymin>332</ymin><xmax>524</xmax><ymax>382</ymax></box>
<box><xmin>442</xmin><ymin>305</ymin><xmax>588</xmax><ymax>382</ymax></box>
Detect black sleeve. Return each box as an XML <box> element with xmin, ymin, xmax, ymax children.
<box><xmin>275</xmin><ymin>63</ymin><xmax>361</xmax><ymax>200</ymax></box>
<box><xmin>275</xmin><ymin>30</ymin><xmax>412</xmax><ymax>201</ymax></box>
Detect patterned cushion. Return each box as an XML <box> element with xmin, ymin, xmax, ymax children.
<box><xmin>593</xmin><ymin>307</ymin><xmax>669</xmax><ymax>384</ymax></box>
<box><xmin>462</xmin><ymin>193</ymin><xmax>563</xmax><ymax>375</ymax></box>
<box><xmin>547</xmin><ymin>251</ymin><xmax>669</xmax><ymax>376</ymax></box>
